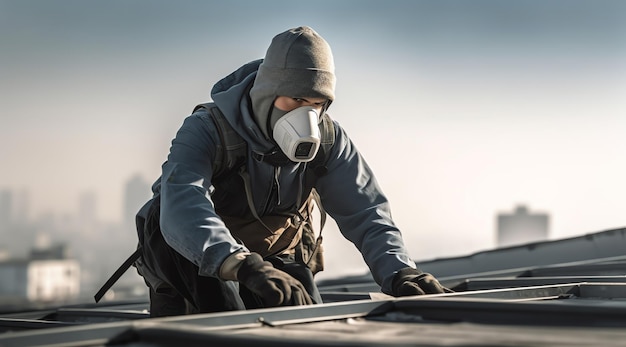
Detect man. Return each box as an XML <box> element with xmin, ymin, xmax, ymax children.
<box><xmin>135</xmin><ymin>26</ymin><xmax>450</xmax><ymax>317</ymax></box>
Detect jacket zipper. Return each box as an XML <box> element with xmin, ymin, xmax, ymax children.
<box><xmin>262</xmin><ymin>166</ymin><xmax>280</xmax><ymax>215</ymax></box>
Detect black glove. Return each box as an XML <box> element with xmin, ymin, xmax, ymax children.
<box><xmin>391</xmin><ymin>267</ymin><xmax>453</xmax><ymax>296</ymax></box>
<box><xmin>237</xmin><ymin>253</ymin><xmax>313</xmax><ymax>307</ymax></box>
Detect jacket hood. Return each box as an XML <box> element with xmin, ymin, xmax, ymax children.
<box><xmin>210</xmin><ymin>26</ymin><xmax>336</xmax><ymax>155</ymax></box>
<box><xmin>210</xmin><ymin>60</ymin><xmax>275</xmax><ymax>153</ymax></box>
<box><xmin>250</xmin><ymin>26</ymin><xmax>336</xmax><ymax>139</ymax></box>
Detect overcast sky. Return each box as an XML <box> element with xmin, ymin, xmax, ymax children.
<box><xmin>1</xmin><ymin>0</ymin><xmax>625</xmax><ymax>274</ymax></box>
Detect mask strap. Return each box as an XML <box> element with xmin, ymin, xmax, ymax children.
<box><xmin>266</xmin><ymin>97</ymin><xmax>281</xmax><ymax>139</ymax></box>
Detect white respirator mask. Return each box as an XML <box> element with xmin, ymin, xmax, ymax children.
<box><xmin>272</xmin><ymin>106</ymin><xmax>321</xmax><ymax>163</ymax></box>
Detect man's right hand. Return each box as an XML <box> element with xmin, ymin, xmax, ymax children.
<box><xmin>237</xmin><ymin>253</ymin><xmax>313</xmax><ymax>307</ymax></box>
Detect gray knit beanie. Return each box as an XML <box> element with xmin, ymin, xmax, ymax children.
<box><xmin>250</xmin><ymin>26</ymin><xmax>336</xmax><ymax>139</ymax></box>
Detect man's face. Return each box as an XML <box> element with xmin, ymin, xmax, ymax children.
<box><xmin>270</xmin><ymin>96</ymin><xmax>326</xmax><ymax>162</ymax></box>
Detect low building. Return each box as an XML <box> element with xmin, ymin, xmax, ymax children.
<box><xmin>0</xmin><ymin>245</ymin><xmax>80</xmax><ymax>304</ymax></box>
<box><xmin>496</xmin><ymin>204</ymin><xmax>549</xmax><ymax>247</ymax></box>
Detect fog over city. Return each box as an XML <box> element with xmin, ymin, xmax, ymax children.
<box><xmin>1</xmin><ymin>1</ymin><xmax>625</xmax><ymax>299</ymax></box>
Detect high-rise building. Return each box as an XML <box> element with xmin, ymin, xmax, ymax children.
<box><xmin>123</xmin><ymin>175</ymin><xmax>151</xmax><ymax>228</ymax></box>
<box><xmin>496</xmin><ymin>205</ymin><xmax>549</xmax><ymax>247</ymax></box>
<box><xmin>78</xmin><ymin>191</ymin><xmax>98</xmax><ymax>233</ymax></box>
<box><xmin>0</xmin><ymin>190</ymin><xmax>11</xmax><ymax>231</ymax></box>
<box><xmin>13</xmin><ymin>189</ymin><xmax>31</xmax><ymax>225</ymax></box>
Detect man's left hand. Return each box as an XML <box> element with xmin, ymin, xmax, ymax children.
<box><xmin>391</xmin><ymin>268</ymin><xmax>453</xmax><ymax>296</ymax></box>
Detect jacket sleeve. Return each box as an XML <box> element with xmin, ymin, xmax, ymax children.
<box><xmin>314</xmin><ymin>121</ymin><xmax>418</xmax><ymax>295</ymax></box>
<box><xmin>158</xmin><ymin>112</ymin><xmax>248</xmax><ymax>278</ymax></box>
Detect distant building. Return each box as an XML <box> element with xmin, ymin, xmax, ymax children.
<box><xmin>123</xmin><ymin>175</ymin><xmax>151</xmax><ymax>228</ymax></box>
<box><xmin>496</xmin><ymin>205</ymin><xmax>549</xmax><ymax>247</ymax></box>
<box><xmin>0</xmin><ymin>244</ymin><xmax>80</xmax><ymax>303</ymax></box>
<box><xmin>78</xmin><ymin>191</ymin><xmax>98</xmax><ymax>232</ymax></box>
<box><xmin>13</xmin><ymin>189</ymin><xmax>31</xmax><ymax>225</ymax></box>
<box><xmin>0</xmin><ymin>189</ymin><xmax>12</xmax><ymax>231</ymax></box>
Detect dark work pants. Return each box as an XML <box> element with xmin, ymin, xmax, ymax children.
<box><xmin>137</xmin><ymin>198</ymin><xmax>322</xmax><ymax>317</ymax></box>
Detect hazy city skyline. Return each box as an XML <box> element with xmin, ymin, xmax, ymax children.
<box><xmin>0</xmin><ymin>175</ymin><xmax>554</xmax><ymax>286</ymax></box>
<box><xmin>0</xmin><ymin>173</ymin><xmax>151</xmax><ymax>299</ymax></box>
<box><xmin>0</xmin><ymin>173</ymin><xmax>151</xmax><ymax>226</ymax></box>
<box><xmin>2</xmin><ymin>0</ymin><xmax>625</xmax><ymax>264</ymax></box>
